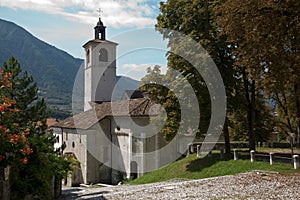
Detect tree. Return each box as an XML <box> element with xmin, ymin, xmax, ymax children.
<box><xmin>154</xmin><ymin>0</ymin><xmax>236</xmax><ymax>153</ymax></box>
<box><xmin>0</xmin><ymin>57</ymin><xmax>71</xmax><ymax>199</ymax></box>
<box><xmin>0</xmin><ymin>60</ymin><xmax>33</xmax><ymax>200</ymax></box>
<box><xmin>217</xmin><ymin>0</ymin><xmax>300</xmax><ymax>148</ymax></box>
<box><xmin>228</xmin><ymin>92</ymin><xmax>275</xmax><ymax>143</ymax></box>
<box><xmin>0</xmin><ymin>62</ymin><xmax>33</xmax><ymax>167</ymax></box>
<box><xmin>140</xmin><ymin>65</ymin><xmax>190</xmax><ymax>141</ymax></box>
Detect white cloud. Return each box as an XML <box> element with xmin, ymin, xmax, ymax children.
<box><xmin>121</xmin><ymin>63</ymin><xmax>167</xmax><ymax>73</ymax></box>
<box><xmin>119</xmin><ymin>63</ymin><xmax>167</xmax><ymax>80</ymax></box>
<box><xmin>122</xmin><ymin>63</ymin><xmax>150</xmax><ymax>72</ymax></box>
<box><xmin>0</xmin><ymin>0</ymin><xmax>157</xmax><ymax>28</ymax></box>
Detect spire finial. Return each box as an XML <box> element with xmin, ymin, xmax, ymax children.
<box><xmin>94</xmin><ymin>8</ymin><xmax>106</xmax><ymax>40</ymax></box>
<box><xmin>97</xmin><ymin>8</ymin><xmax>103</xmax><ymax>19</ymax></box>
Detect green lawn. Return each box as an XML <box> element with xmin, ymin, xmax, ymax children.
<box><xmin>129</xmin><ymin>153</ymin><xmax>300</xmax><ymax>184</ymax></box>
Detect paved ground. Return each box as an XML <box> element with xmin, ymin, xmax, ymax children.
<box><xmin>59</xmin><ymin>171</ymin><xmax>300</xmax><ymax>200</ymax></box>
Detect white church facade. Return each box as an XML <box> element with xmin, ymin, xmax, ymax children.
<box><xmin>52</xmin><ymin>18</ymin><xmax>188</xmax><ymax>185</ymax></box>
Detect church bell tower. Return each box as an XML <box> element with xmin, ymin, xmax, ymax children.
<box><xmin>83</xmin><ymin>17</ymin><xmax>118</xmax><ymax>111</ymax></box>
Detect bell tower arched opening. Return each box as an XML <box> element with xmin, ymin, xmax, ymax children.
<box><xmin>94</xmin><ymin>18</ymin><xmax>106</xmax><ymax>40</ymax></box>
<box><xmin>99</xmin><ymin>48</ymin><xmax>108</xmax><ymax>62</ymax></box>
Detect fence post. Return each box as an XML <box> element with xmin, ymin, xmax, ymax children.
<box><xmin>250</xmin><ymin>150</ymin><xmax>255</xmax><ymax>162</ymax></box>
<box><xmin>233</xmin><ymin>149</ymin><xmax>238</xmax><ymax>160</ymax></box>
<box><xmin>293</xmin><ymin>155</ymin><xmax>299</xmax><ymax>169</ymax></box>
<box><xmin>269</xmin><ymin>152</ymin><xmax>274</xmax><ymax>165</ymax></box>
<box><xmin>220</xmin><ymin>148</ymin><xmax>224</xmax><ymax>160</ymax></box>
<box><xmin>197</xmin><ymin>145</ymin><xmax>201</xmax><ymax>158</ymax></box>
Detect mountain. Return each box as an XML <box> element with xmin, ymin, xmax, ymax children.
<box><xmin>0</xmin><ymin>18</ymin><xmax>140</xmax><ymax>119</ymax></box>
<box><xmin>115</xmin><ymin>76</ymin><xmax>142</xmax><ymax>99</ymax></box>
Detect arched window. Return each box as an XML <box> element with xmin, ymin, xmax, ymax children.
<box><xmin>99</xmin><ymin>48</ymin><xmax>108</xmax><ymax>62</ymax></box>
<box><xmin>86</xmin><ymin>49</ymin><xmax>90</xmax><ymax>64</ymax></box>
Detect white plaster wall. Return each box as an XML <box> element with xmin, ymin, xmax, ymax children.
<box><xmin>112</xmin><ymin>129</ymin><xmax>131</xmax><ymax>178</ymax></box>
<box><xmin>84</xmin><ymin>46</ymin><xmax>93</xmax><ymax>111</ymax></box>
<box><xmin>53</xmin><ymin>127</ymin><xmax>62</xmax><ymax>150</ymax></box>
<box><xmin>112</xmin><ymin>116</ymin><xmax>166</xmax><ymax>178</ymax></box>
<box><xmin>92</xmin><ymin>43</ymin><xmax>116</xmax><ymax>103</ymax></box>
<box><xmin>62</xmin><ymin>129</ymin><xmax>87</xmax><ymax>185</ymax></box>
<box><xmin>87</xmin><ymin>119</ymin><xmax>112</xmax><ymax>183</ymax></box>
<box><xmin>84</xmin><ymin>41</ymin><xmax>117</xmax><ymax>111</ymax></box>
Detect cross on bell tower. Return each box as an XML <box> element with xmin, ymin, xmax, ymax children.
<box><xmin>95</xmin><ymin>8</ymin><xmax>106</xmax><ymax>40</ymax></box>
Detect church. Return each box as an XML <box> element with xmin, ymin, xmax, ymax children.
<box><xmin>52</xmin><ymin>17</ymin><xmax>190</xmax><ymax>186</ymax></box>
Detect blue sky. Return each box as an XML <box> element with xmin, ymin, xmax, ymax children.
<box><xmin>0</xmin><ymin>0</ymin><xmax>168</xmax><ymax>80</ymax></box>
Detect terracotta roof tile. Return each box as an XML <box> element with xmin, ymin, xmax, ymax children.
<box><xmin>52</xmin><ymin>98</ymin><xmax>160</xmax><ymax>130</ymax></box>
<box><xmin>46</xmin><ymin>118</ymin><xmax>59</xmax><ymax>128</ymax></box>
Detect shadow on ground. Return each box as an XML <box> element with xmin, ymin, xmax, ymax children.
<box><xmin>58</xmin><ymin>187</ymin><xmax>110</xmax><ymax>200</ymax></box>
<box><xmin>186</xmin><ymin>153</ymin><xmax>246</xmax><ymax>172</ymax></box>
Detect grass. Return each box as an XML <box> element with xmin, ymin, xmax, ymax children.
<box><xmin>129</xmin><ymin>153</ymin><xmax>300</xmax><ymax>184</ymax></box>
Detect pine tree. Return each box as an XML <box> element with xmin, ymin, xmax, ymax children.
<box><xmin>0</xmin><ymin>57</ymin><xmax>71</xmax><ymax>199</ymax></box>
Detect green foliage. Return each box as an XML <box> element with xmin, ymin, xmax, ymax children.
<box><xmin>229</xmin><ymin>94</ymin><xmax>275</xmax><ymax>142</ymax></box>
<box><xmin>156</xmin><ymin>0</ymin><xmax>216</xmax><ymax>134</ymax></box>
<box><xmin>149</xmin><ymin>0</ymin><xmax>233</xmax><ymax>140</ymax></box>
<box><xmin>0</xmin><ymin>58</ymin><xmax>33</xmax><ymax>168</ymax></box>
<box><xmin>140</xmin><ymin>66</ymin><xmax>182</xmax><ymax>140</ymax></box>
<box><xmin>0</xmin><ymin>57</ymin><xmax>72</xmax><ymax>199</ymax></box>
<box><xmin>216</xmin><ymin>0</ymin><xmax>300</xmax><ymax>145</ymax></box>
<box><xmin>152</xmin><ymin>0</ymin><xmax>290</xmax><ymax>151</ymax></box>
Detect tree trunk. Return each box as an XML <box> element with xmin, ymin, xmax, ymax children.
<box><xmin>0</xmin><ymin>167</ymin><xmax>10</xmax><ymax>200</ymax></box>
<box><xmin>224</xmin><ymin>116</ymin><xmax>231</xmax><ymax>154</ymax></box>
<box><xmin>297</xmin><ymin>121</ymin><xmax>300</xmax><ymax>148</ymax></box>
<box><xmin>242</xmin><ymin>68</ymin><xmax>256</xmax><ymax>151</ymax></box>
<box><xmin>54</xmin><ymin>176</ymin><xmax>62</xmax><ymax>198</ymax></box>
<box><xmin>295</xmin><ymin>83</ymin><xmax>300</xmax><ymax>148</ymax></box>
<box><xmin>248</xmin><ymin>80</ymin><xmax>256</xmax><ymax>151</ymax></box>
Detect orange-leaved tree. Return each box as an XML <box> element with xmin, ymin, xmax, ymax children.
<box><xmin>0</xmin><ymin>65</ymin><xmax>32</xmax><ymax>168</ymax></box>
<box><xmin>0</xmin><ymin>57</ymin><xmax>71</xmax><ymax>199</ymax></box>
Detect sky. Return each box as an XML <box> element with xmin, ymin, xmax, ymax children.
<box><xmin>0</xmin><ymin>0</ymin><xmax>168</xmax><ymax>80</ymax></box>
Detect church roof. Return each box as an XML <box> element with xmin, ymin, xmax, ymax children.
<box><xmin>83</xmin><ymin>39</ymin><xmax>118</xmax><ymax>48</ymax></box>
<box><xmin>52</xmin><ymin>98</ymin><xmax>160</xmax><ymax>130</ymax></box>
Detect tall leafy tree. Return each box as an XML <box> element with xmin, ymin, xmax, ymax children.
<box><xmin>153</xmin><ymin>0</ymin><xmax>236</xmax><ymax>153</ymax></box>
<box><xmin>140</xmin><ymin>65</ymin><xmax>194</xmax><ymax>141</ymax></box>
<box><xmin>217</xmin><ymin>0</ymin><xmax>300</xmax><ymax>147</ymax></box>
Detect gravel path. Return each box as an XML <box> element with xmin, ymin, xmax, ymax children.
<box><xmin>59</xmin><ymin>171</ymin><xmax>300</xmax><ymax>200</ymax></box>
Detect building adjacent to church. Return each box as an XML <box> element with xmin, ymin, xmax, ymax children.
<box><xmin>52</xmin><ymin>18</ymin><xmax>189</xmax><ymax>185</ymax></box>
